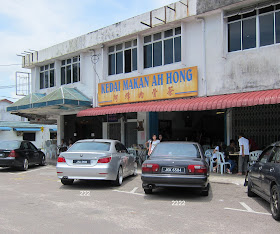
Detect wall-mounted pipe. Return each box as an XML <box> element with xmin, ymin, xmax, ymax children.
<box><xmin>196</xmin><ymin>17</ymin><xmax>207</xmax><ymax>97</ymax></box>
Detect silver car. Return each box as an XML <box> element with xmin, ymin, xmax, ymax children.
<box><xmin>56</xmin><ymin>139</ymin><xmax>137</xmax><ymax>186</ymax></box>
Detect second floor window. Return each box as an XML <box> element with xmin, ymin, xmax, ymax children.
<box><xmin>61</xmin><ymin>56</ymin><xmax>80</xmax><ymax>85</ymax></box>
<box><xmin>228</xmin><ymin>4</ymin><xmax>280</xmax><ymax>52</ymax></box>
<box><xmin>108</xmin><ymin>40</ymin><xmax>137</xmax><ymax>75</ymax></box>
<box><xmin>40</xmin><ymin>63</ymin><xmax>55</xmax><ymax>89</ymax></box>
<box><xmin>144</xmin><ymin>27</ymin><xmax>181</xmax><ymax>69</ymax></box>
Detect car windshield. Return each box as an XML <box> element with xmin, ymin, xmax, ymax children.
<box><xmin>67</xmin><ymin>142</ymin><xmax>111</xmax><ymax>152</ymax></box>
<box><xmin>151</xmin><ymin>143</ymin><xmax>201</xmax><ymax>158</ymax></box>
<box><xmin>0</xmin><ymin>141</ymin><xmax>21</xmax><ymax>150</ymax></box>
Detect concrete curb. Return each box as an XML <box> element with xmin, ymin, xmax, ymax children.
<box><xmin>209</xmin><ymin>172</ymin><xmax>246</xmax><ymax>185</ymax></box>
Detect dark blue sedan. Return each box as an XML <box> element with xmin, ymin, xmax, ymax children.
<box><xmin>141</xmin><ymin>142</ymin><xmax>209</xmax><ymax>196</ymax></box>
<box><xmin>247</xmin><ymin>142</ymin><xmax>280</xmax><ymax>221</ymax></box>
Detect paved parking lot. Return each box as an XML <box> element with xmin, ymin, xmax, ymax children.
<box><xmin>0</xmin><ymin>165</ymin><xmax>279</xmax><ymax>233</ymax></box>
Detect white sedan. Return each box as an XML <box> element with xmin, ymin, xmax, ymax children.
<box><xmin>56</xmin><ymin>139</ymin><xmax>137</xmax><ymax>186</ymax></box>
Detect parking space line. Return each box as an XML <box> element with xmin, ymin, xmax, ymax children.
<box><xmin>113</xmin><ymin>189</ymin><xmax>145</xmax><ymax>196</ymax></box>
<box><xmin>240</xmin><ymin>202</ymin><xmax>254</xmax><ymax>212</ymax></box>
<box><xmin>232</xmin><ymin>182</ymin><xmax>240</xmax><ymax>186</ymax></box>
<box><xmin>130</xmin><ymin>187</ymin><xmax>138</xmax><ymax>193</ymax></box>
<box><xmin>224</xmin><ymin>202</ymin><xmax>271</xmax><ymax>216</ymax></box>
<box><xmin>224</xmin><ymin>207</ymin><xmax>271</xmax><ymax>216</ymax></box>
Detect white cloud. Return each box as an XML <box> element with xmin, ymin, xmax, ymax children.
<box><xmin>0</xmin><ymin>0</ymin><xmax>177</xmax><ymax>101</ymax></box>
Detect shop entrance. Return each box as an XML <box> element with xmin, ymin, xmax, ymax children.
<box><xmin>125</xmin><ymin>122</ymin><xmax>137</xmax><ymax>148</ymax></box>
<box><xmin>108</xmin><ymin>123</ymin><xmax>121</xmax><ymax>142</ymax></box>
<box><xmin>158</xmin><ymin>110</ymin><xmax>225</xmax><ymax>145</ymax></box>
<box><xmin>232</xmin><ymin>104</ymin><xmax>280</xmax><ymax>149</ymax></box>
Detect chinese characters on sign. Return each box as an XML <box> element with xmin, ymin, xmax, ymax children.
<box><xmin>98</xmin><ymin>67</ymin><xmax>198</xmax><ymax>106</ymax></box>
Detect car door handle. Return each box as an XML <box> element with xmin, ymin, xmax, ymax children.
<box><xmin>270</xmin><ymin>168</ymin><xmax>275</xmax><ymax>172</ymax></box>
<box><xmin>259</xmin><ymin>166</ymin><xmax>262</xmax><ymax>170</ymax></box>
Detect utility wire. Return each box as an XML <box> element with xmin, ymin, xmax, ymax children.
<box><xmin>0</xmin><ymin>95</ymin><xmax>21</xmax><ymax>100</ymax></box>
<box><xmin>0</xmin><ymin>64</ymin><xmax>21</xmax><ymax>67</ymax></box>
<box><xmin>0</xmin><ymin>83</ymin><xmax>29</xmax><ymax>89</ymax></box>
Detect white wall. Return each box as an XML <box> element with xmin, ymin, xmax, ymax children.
<box><xmin>0</xmin><ymin>102</ymin><xmax>25</xmax><ymax>122</ymax></box>
<box><xmin>0</xmin><ymin>127</ymin><xmax>55</xmax><ymax>150</ymax></box>
<box><xmin>203</xmin><ymin>11</ymin><xmax>280</xmax><ymax>96</ymax></box>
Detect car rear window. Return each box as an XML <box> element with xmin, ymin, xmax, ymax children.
<box><xmin>67</xmin><ymin>142</ymin><xmax>111</xmax><ymax>152</ymax></box>
<box><xmin>151</xmin><ymin>143</ymin><xmax>200</xmax><ymax>158</ymax></box>
<box><xmin>0</xmin><ymin>141</ymin><xmax>21</xmax><ymax>150</ymax></box>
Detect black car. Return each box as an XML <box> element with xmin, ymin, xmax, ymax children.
<box><xmin>247</xmin><ymin>142</ymin><xmax>280</xmax><ymax>221</ymax></box>
<box><xmin>0</xmin><ymin>140</ymin><xmax>46</xmax><ymax>171</ymax></box>
<box><xmin>141</xmin><ymin>142</ymin><xmax>210</xmax><ymax>195</ymax></box>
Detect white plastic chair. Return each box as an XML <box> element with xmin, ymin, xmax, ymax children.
<box><xmin>205</xmin><ymin>149</ymin><xmax>214</xmax><ymax>168</ymax></box>
<box><xmin>249</xmin><ymin>150</ymin><xmax>262</xmax><ymax>166</ymax></box>
<box><xmin>216</xmin><ymin>152</ymin><xmax>231</xmax><ymax>175</ymax></box>
<box><xmin>127</xmin><ymin>148</ymin><xmax>136</xmax><ymax>156</ymax></box>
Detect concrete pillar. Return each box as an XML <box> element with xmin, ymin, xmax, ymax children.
<box><xmin>137</xmin><ymin>112</ymin><xmax>149</xmax><ymax>145</ymax></box>
<box><xmin>80</xmin><ymin>53</ymin><xmax>87</xmax><ymax>85</ymax></box>
<box><xmin>181</xmin><ymin>21</ymin><xmax>187</xmax><ymax>67</ymax></box>
<box><xmin>137</xmin><ymin>34</ymin><xmax>143</xmax><ymax>75</ymax></box>
<box><xmin>121</xmin><ymin>118</ymin><xmax>125</xmax><ymax>144</ymax></box>
<box><xmin>226</xmin><ymin>108</ymin><xmax>232</xmax><ymax>145</ymax></box>
<box><xmin>103</xmin><ymin>122</ymin><xmax>108</xmax><ymax>139</ymax></box>
<box><xmin>57</xmin><ymin>115</ymin><xmax>64</xmax><ymax>145</ymax></box>
<box><xmin>55</xmin><ymin>60</ymin><xmax>61</xmax><ymax>86</ymax></box>
<box><xmin>32</xmin><ymin>67</ymin><xmax>39</xmax><ymax>92</ymax></box>
<box><xmin>102</xmin><ymin>46</ymin><xmax>107</xmax><ymax>82</ymax></box>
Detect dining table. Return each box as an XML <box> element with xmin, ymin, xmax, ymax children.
<box><xmin>228</xmin><ymin>152</ymin><xmax>240</xmax><ymax>172</ymax></box>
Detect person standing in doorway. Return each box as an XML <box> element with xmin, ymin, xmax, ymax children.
<box><xmin>148</xmin><ymin>134</ymin><xmax>160</xmax><ymax>156</ymax></box>
<box><xmin>159</xmin><ymin>134</ymin><xmax>164</xmax><ymax>142</ymax></box>
<box><xmin>145</xmin><ymin>138</ymin><xmax>152</xmax><ymax>150</ymax></box>
<box><xmin>238</xmin><ymin>133</ymin><xmax>250</xmax><ymax>175</ymax></box>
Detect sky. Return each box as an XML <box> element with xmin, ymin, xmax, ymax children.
<box><xmin>0</xmin><ymin>0</ymin><xmax>176</xmax><ymax>102</ymax></box>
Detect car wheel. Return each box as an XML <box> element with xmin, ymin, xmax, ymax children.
<box><xmin>21</xmin><ymin>158</ymin><xmax>29</xmax><ymax>171</ymax></box>
<box><xmin>113</xmin><ymin>167</ymin><xmax>123</xmax><ymax>186</ymax></box>
<box><xmin>39</xmin><ymin>155</ymin><xmax>46</xmax><ymax>166</ymax></box>
<box><xmin>133</xmin><ymin>162</ymin><xmax>137</xmax><ymax>176</ymax></box>
<box><xmin>247</xmin><ymin>177</ymin><xmax>255</xmax><ymax>197</ymax></box>
<box><xmin>144</xmin><ymin>188</ymin><xmax>153</xmax><ymax>194</ymax></box>
<box><xmin>61</xmin><ymin>178</ymin><xmax>74</xmax><ymax>185</ymax></box>
<box><xmin>201</xmin><ymin>184</ymin><xmax>209</xmax><ymax>196</ymax></box>
<box><xmin>270</xmin><ymin>185</ymin><xmax>280</xmax><ymax>221</ymax></box>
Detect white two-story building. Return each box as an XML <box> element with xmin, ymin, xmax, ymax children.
<box><xmin>8</xmin><ymin>0</ymin><xmax>280</xmax><ymax>149</ymax></box>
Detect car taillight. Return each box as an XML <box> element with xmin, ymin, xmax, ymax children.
<box><xmin>57</xmin><ymin>156</ymin><xmax>66</xmax><ymax>163</ymax></box>
<box><xmin>188</xmin><ymin>165</ymin><xmax>207</xmax><ymax>174</ymax></box>
<box><xmin>8</xmin><ymin>150</ymin><xmax>18</xmax><ymax>158</ymax></box>
<box><xmin>142</xmin><ymin>163</ymin><xmax>160</xmax><ymax>173</ymax></box>
<box><xmin>97</xmin><ymin>157</ymin><xmax>112</xmax><ymax>163</ymax></box>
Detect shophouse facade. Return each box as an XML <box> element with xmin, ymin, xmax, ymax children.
<box><xmin>9</xmin><ymin>0</ymin><xmax>280</xmax><ymax>149</ymax></box>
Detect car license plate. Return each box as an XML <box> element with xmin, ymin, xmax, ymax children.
<box><xmin>73</xmin><ymin>160</ymin><xmax>90</xmax><ymax>164</ymax></box>
<box><xmin>162</xmin><ymin>167</ymin><xmax>185</xmax><ymax>173</ymax></box>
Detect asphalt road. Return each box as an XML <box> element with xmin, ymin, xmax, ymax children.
<box><xmin>0</xmin><ymin>165</ymin><xmax>279</xmax><ymax>234</ymax></box>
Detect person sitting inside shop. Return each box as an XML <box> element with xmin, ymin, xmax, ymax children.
<box><xmin>212</xmin><ymin>142</ymin><xmax>220</xmax><ymax>172</ymax></box>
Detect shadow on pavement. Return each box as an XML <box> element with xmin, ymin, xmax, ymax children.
<box><xmin>0</xmin><ymin>165</ymin><xmax>43</xmax><ymax>173</ymax></box>
<box><xmin>58</xmin><ymin>174</ymin><xmax>139</xmax><ymax>191</ymax></box>
<box><xmin>142</xmin><ymin>184</ymin><xmax>213</xmax><ymax>202</ymax></box>
<box><xmin>251</xmin><ymin>196</ymin><xmax>271</xmax><ymax>213</ymax></box>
